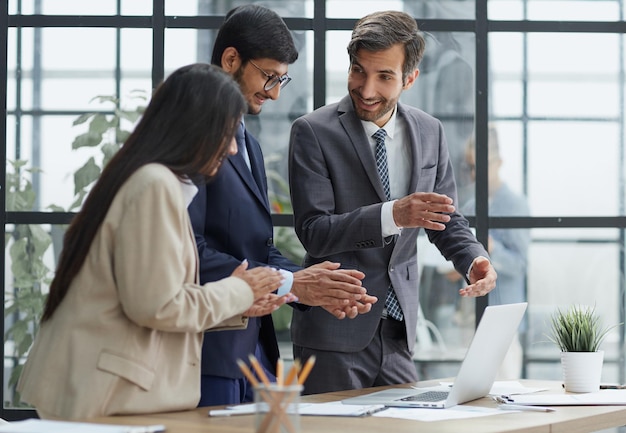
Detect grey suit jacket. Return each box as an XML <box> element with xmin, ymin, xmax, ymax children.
<box><xmin>288</xmin><ymin>95</ymin><xmax>488</xmax><ymax>354</ymax></box>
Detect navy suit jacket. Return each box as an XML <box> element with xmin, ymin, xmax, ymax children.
<box><xmin>188</xmin><ymin>128</ymin><xmax>300</xmax><ymax>379</ymax></box>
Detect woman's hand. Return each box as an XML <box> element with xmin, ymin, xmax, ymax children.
<box><xmin>242</xmin><ymin>292</ymin><xmax>298</xmax><ymax>317</ymax></box>
<box><xmin>231</xmin><ymin>260</ymin><xmax>284</xmax><ymax>300</ymax></box>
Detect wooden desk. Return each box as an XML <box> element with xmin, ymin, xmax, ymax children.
<box><xmin>88</xmin><ymin>380</ymin><xmax>626</xmax><ymax>433</ymax></box>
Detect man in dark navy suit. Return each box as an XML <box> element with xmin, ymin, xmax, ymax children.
<box><xmin>188</xmin><ymin>4</ymin><xmax>378</xmax><ymax>407</ymax></box>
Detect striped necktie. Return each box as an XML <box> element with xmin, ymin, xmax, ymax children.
<box><xmin>372</xmin><ymin>129</ymin><xmax>403</xmax><ymax>321</ymax></box>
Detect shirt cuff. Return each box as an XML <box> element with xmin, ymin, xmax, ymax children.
<box><xmin>381</xmin><ymin>200</ymin><xmax>402</xmax><ymax>237</ymax></box>
<box><xmin>277</xmin><ymin>269</ymin><xmax>294</xmax><ymax>296</ymax></box>
<box><xmin>466</xmin><ymin>256</ymin><xmax>489</xmax><ymax>281</ymax></box>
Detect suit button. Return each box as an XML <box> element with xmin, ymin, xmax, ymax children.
<box><xmin>266</xmin><ymin>237</ymin><xmax>273</xmax><ymax>246</ymax></box>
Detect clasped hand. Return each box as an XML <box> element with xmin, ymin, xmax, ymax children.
<box><xmin>231</xmin><ymin>260</ymin><xmax>297</xmax><ymax>317</ymax></box>
<box><xmin>290</xmin><ymin>261</ymin><xmax>378</xmax><ymax>320</ymax></box>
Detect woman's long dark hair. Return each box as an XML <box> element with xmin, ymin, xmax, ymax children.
<box><xmin>42</xmin><ymin>63</ymin><xmax>246</xmax><ymax>321</ymax></box>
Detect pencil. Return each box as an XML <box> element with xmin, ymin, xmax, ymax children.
<box><xmin>276</xmin><ymin>358</ymin><xmax>284</xmax><ymax>386</ymax></box>
<box><xmin>236</xmin><ymin>359</ymin><xmax>259</xmax><ymax>387</ymax></box>
<box><xmin>297</xmin><ymin>355</ymin><xmax>316</xmax><ymax>385</ymax></box>
<box><xmin>284</xmin><ymin>359</ymin><xmax>300</xmax><ymax>385</ymax></box>
<box><xmin>248</xmin><ymin>354</ymin><xmax>271</xmax><ymax>386</ymax></box>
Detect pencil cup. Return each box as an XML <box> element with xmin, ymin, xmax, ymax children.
<box><xmin>254</xmin><ymin>384</ymin><xmax>302</xmax><ymax>433</ymax></box>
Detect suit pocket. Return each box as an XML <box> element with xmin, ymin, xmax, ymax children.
<box><xmin>97</xmin><ymin>350</ymin><xmax>155</xmax><ymax>391</ymax></box>
<box><xmin>399</xmin><ymin>259</ymin><xmax>419</xmax><ymax>281</ymax></box>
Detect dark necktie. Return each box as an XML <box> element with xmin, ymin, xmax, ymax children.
<box><xmin>236</xmin><ymin>122</ymin><xmax>251</xmax><ymax>170</ymax></box>
<box><xmin>372</xmin><ymin>128</ymin><xmax>403</xmax><ymax>321</ymax></box>
<box><xmin>373</xmin><ymin>128</ymin><xmax>391</xmax><ymax>200</ymax></box>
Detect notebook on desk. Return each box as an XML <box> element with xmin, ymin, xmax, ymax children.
<box><xmin>342</xmin><ymin>302</ymin><xmax>528</xmax><ymax>409</ymax></box>
<box><xmin>503</xmin><ymin>390</ymin><xmax>626</xmax><ymax>406</ymax></box>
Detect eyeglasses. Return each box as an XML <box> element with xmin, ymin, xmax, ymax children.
<box><xmin>248</xmin><ymin>60</ymin><xmax>292</xmax><ymax>91</ymax></box>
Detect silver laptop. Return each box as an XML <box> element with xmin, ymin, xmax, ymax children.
<box><xmin>342</xmin><ymin>302</ymin><xmax>528</xmax><ymax>409</ymax></box>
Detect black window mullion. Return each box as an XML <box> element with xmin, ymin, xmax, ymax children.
<box><xmin>152</xmin><ymin>0</ymin><xmax>165</xmax><ymax>89</ymax></box>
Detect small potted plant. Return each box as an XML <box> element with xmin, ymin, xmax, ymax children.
<box><xmin>548</xmin><ymin>304</ymin><xmax>617</xmax><ymax>392</ymax></box>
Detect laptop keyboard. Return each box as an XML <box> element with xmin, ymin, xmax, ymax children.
<box><xmin>400</xmin><ymin>391</ymin><xmax>449</xmax><ymax>402</ymax></box>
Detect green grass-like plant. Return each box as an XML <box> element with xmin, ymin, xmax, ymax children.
<box><xmin>548</xmin><ymin>305</ymin><xmax>616</xmax><ymax>352</ymax></box>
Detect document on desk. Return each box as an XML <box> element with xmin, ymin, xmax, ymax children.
<box><xmin>371</xmin><ymin>406</ymin><xmax>506</xmax><ymax>422</ymax></box>
<box><xmin>488</xmin><ymin>380</ymin><xmax>548</xmax><ymax>396</ymax></box>
<box><xmin>505</xmin><ymin>389</ymin><xmax>626</xmax><ymax>406</ymax></box>
<box><xmin>431</xmin><ymin>380</ymin><xmax>548</xmax><ymax>397</ymax></box>
<box><xmin>208</xmin><ymin>401</ymin><xmax>386</xmax><ymax>417</ymax></box>
<box><xmin>0</xmin><ymin>419</ymin><xmax>165</xmax><ymax>433</ymax></box>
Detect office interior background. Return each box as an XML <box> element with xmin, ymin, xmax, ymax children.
<box><xmin>2</xmin><ymin>0</ymin><xmax>626</xmax><ymax>422</ymax></box>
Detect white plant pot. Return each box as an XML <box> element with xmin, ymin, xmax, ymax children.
<box><xmin>561</xmin><ymin>350</ymin><xmax>604</xmax><ymax>393</ymax></box>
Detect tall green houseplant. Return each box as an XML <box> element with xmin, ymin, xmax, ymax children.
<box><xmin>4</xmin><ymin>94</ymin><xmax>145</xmax><ymax>406</ymax></box>
<box><xmin>4</xmin><ymin>160</ymin><xmax>53</xmax><ymax>406</ymax></box>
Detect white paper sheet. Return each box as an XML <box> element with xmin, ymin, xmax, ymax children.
<box><xmin>0</xmin><ymin>419</ymin><xmax>165</xmax><ymax>433</ymax></box>
<box><xmin>372</xmin><ymin>406</ymin><xmax>509</xmax><ymax>422</ymax></box>
<box><xmin>506</xmin><ymin>389</ymin><xmax>626</xmax><ymax>406</ymax></box>
<box><xmin>208</xmin><ymin>401</ymin><xmax>386</xmax><ymax>417</ymax></box>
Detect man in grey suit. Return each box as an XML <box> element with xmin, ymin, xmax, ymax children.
<box><xmin>288</xmin><ymin>10</ymin><xmax>498</xmax><ymax>394</ymax></box>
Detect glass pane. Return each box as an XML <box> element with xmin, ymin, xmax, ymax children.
<box><xmin>6</xmin><ymin>28</ymin><xmax>18</xmax><ymax>113</ymax></box>
<box><xmin>165</xmin><ymin>0</ymin><xmax>312</xmax><ymax>18</ymax></box>
<box><xmin>41</xmin><ymin>28</ymin><xmax>118</xmax><ymax>71</ymax></box>
<box><xmin>492</xmin><ymin>33</ymin><xmax>621</xmax><ymax>119</ymax></box>
<box><xmin>7</xmin><ymin>28</ymin><xmax>35</xmax><ymax>112</ymax></box>
<box><xmin>164</xmin><ymin>29</ymin><xmax>212</xmax><ymax>71</ymax></box>
<box><xmin>7</xmin><ymin>115</ymin><xmax>97</xmax><ymax>211</ymax></box>
<box><xmin>42</xmin><ymin>79</ymin><xmax>116</xmax><ymax>111</ymax></box>
<box><xmin>328</xmin><ymin>0</ymin><xmax>474</xmax><ymax>19</ymax></box>
<box><xmin>490</xmin><ymin>121</ymin><xmax>526</xmax><ymax>195</ymax></box>
<box><xmin>525</xmin><ymin>229</ymin><xmax>622</xmax><ymax>383</ymax></box>
<box><xmin>120</xmin><ymin>29</ymin><xmax>152</xmax><ymax>84</ymax></box>
<box><xmin>460</xmin><ymin>121</ymin><xmax>530</xmax><ymax>217</ymax></box>
<box><xmin>528</xmin><ymin>121</ymin><xmax>619</xmax><ymax>216</ymax></box>
<box><xmin>9</xmin><ymin>0</ymin><xmax>118</xmax><ymax>15</ymax></box>
<box><xmin>36</xmin><ymin>28</ymin><xmax>119</xmax><ymax>110</ymax></box>
<box><xmin>406</xmin><ymin>32</ymin><xmax>476</xmax><ymax>200</ymax></box>
<box><xmin>528</xmin><ymin>33</ymin><xmax>619</xmax><ymax>117</ymax></box>
<box><xmin>5</xmin><ymin>115</ymin><xmax>32</xmax><ymax>164</ymax></box>
<box><xmin>404</xmin><ymin>0</ymin><xmax>475</xmax><ymax>19</ymax></box>
<box><xmin>491</xmin><ymin>32</ymin><xmax>624</xmax><ymax>217</ymax></box>
<box><xmin>326</xmin><ymin>31</ymin><xmax>350</xmax><ymax>104</ymax></box>
<box><xmin>4</xmin><ymin>223</ymin><xmax>57</xmax><ymax>409</ymax></box>
<box><xmin>6</xmin><ymin>115</ymin><xmax>16</xmax><ymax>162</ymax></box>
<box><xmin>489</xmin><ymin>0</ymin><xmax>622</xmax><ymax>21</ymax></box>
<box><xmin>9</xmin><ymin>0</ymin><xmax>151</xmax><ymax>15</ymax></box>
<box><xmin>490</xmin><ymin>33</ymin><xmax>524</xmax><ymax>118</ymax></box>
<box><xmin>120</xmin><ymin>0</ymin><xmax>152</xmax><ymax>16</ymax></box>
<box><xmin>6</xmin><ymin>101</ymin><xmax>145</xmax><ymax>212</ymax></box>
<box><xmin>328</xmin><ymin>0</ymin><xmax>406</xmax><ymax>18</ymax></box>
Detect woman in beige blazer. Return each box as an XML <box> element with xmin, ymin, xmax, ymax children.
<box><xmin>17</xmin><ymin>63</ymin><xmax>291</xmax><ymax>420</ymax></box>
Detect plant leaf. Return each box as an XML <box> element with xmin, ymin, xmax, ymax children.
<box><xmin>74</xmin><ymin>157</ymin><xmax>101</xmax><ymax>195</ymax></box>
<box><xmin>72</xmin><ymin>112</ymin><xmax>96</xmax><ymax>126</ymax></box>
<box><xmin>72</xmin><ymin>131</ymin><xmax>103</xmax><ymax>150</ymax></box>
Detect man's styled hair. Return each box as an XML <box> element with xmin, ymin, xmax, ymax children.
<box><xmin>211</xmin><ymin>4</ymin><xmax>298</xmax><ymax>66</ymax></box>
<box><xmin>347</xmin><ymin>10</ymin><xmax>425</xmax><ymax>83</ymax></box>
